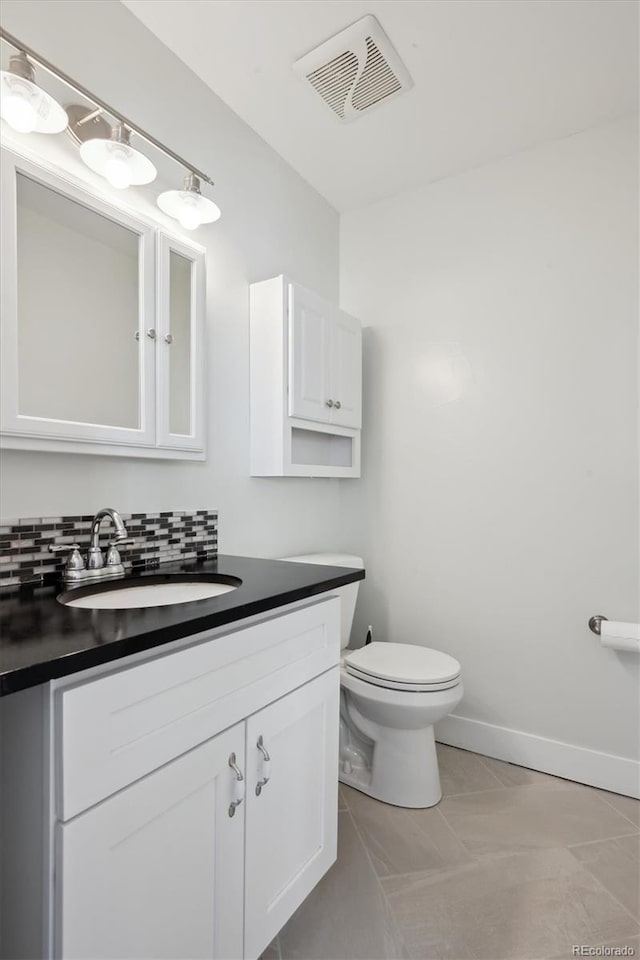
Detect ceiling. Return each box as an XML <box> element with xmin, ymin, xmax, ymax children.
<box><xmin>123</xmin><ymin>0</ymin><xmax>638</xmax><ymax>212</ymax></box>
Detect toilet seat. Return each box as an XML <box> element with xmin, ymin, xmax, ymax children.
<box><xmin>343</xmin><ymin>642</ymin><xmax>461</xmax><ymax>693</ymax></box>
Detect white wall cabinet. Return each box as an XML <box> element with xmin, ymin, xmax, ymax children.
<box><xmin>0</xmin><ymin>596</ymin><xmax>341</xmax><ymax>960</ymax></box>
<box><xmin>250</xmin><ymin>275</ymin><xmax>362</xmax><ymax>477</ymax></box>
<box><xmin>0</xmin><ymin>148</ymin><xmax>206</xmax><ymax>460</ymax></box>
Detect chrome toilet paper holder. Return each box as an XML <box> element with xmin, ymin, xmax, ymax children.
<box><xmin>588</xmin><ymin>615</ymin><xmax>608</xmax><ymax>635</ymax></box>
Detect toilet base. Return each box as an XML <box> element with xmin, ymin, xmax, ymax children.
<box><xmin>339</xmin><ymin>723</ymin><xmax>442</xmax><ymax>808</ymax></box>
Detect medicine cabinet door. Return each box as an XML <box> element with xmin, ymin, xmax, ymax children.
<box><xmin>0</xmin><ymin>149</ymin><xmax>156</xmax><ymax>448</ymax></box>
<box><xmin>156</xmin><ymin>234</ymin><xmax>205</xmax><ymax>451</ymax></box>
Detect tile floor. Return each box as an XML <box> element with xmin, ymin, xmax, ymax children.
<box><xmin>264</xmin><ymin>745</ymin><xmax>640</xmax><ymax>960</ymax></box>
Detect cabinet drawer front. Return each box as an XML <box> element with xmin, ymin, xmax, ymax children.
<box><xmin>57</xmin><ymin>597</ymin><xmax>340</xmax><ymax>820</ymax></box>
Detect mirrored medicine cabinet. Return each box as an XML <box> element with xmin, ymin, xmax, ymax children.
<box><xmin>0</xmin><ymin>148</ymin><xmax>206</xmax><ymax>458</ymax></box>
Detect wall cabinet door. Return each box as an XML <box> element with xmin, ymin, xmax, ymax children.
<box><xmin>287</xmin><ymin>282</ymin><xmax>362</xmax><ymax>430</ymax></box>
<box><xmin>243</xmin><ymin>668</ymin><xmax>340</xmax><ymax>959</ymax></box>
<box><xmin>330</xmin><ymin>308</ymin><xmax>362</xmax><ymax>429</ymax></box>
<box><xmin>288</xmin><ymin>281</ymin><xmax>333</xmax><ymax>423</ymax></box>
<box><xmin>156</xmin><ymin>234</ymin><xmax>205</xmax><ymax>450</ymax></box>
<box><xmin>56</xmin><ymin>724</ymin><xmax>245</xmax><ymax>960</ymax></box>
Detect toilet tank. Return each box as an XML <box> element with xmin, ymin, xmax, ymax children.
<box><xmin>279</xmin><ymin>553</ymin><xmax>364</xmax><ymax>649</ymax></box>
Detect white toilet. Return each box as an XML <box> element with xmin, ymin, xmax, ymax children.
<box><xmin>280</xmin><ymin>553</ymin><xmax>463</xmax><ymax>808</ymax></box>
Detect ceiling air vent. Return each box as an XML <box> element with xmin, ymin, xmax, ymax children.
<box><xmin>293</xmin><ymin>15</ymin><xmax>413</xmax><ymax>122</ymax></box>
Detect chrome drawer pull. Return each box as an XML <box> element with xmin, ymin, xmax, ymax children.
<box><xmin>228</xmin><ymin>752</ymin><xmax>244</xmax><ymax>817</ymax></box>
<box><xmin>255</xmin><ymin>735</ymin><xmax>272</xmax><ymax>796</ymax></box>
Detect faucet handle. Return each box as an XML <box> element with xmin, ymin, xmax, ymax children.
<box><xmin>106</xmin><ymin>538</ymin><xmax>135</xmax><ymax>568</ymax></box>
<box><xmin>48</xmin><ymin>543</ymin><xmax>85</xmax><ymax>571</ymax></box>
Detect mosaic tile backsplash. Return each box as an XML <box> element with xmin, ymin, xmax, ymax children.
<box><xmin>0</xmin><ymin>510</ymin><xmax>218</xmax><ymax>589</ymax></box>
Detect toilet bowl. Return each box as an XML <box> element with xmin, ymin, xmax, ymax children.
<box><xmin>279</xmin><ymin>553</ymin><xmax>463</xmax><ymax>808</ymax></box>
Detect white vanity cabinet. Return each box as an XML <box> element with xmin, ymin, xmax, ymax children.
<box><xmin>43</xmin><ymin>596</ymin><xmax>341</xmax><ymax>960</ymax></box>
<box><xmin>0</xmin><ymin>148</ymin><xmax>206</xmax><ymax>460</ymax></box>
<box><xmin>250</xmin><ymin>276</ymin><xmax>362</xmax><ymax>477</ymax></box>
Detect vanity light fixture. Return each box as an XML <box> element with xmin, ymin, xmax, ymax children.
<box><xmin>79</xmin><ymin>120</ymin><xmax>157</xmax><ymax>190</ymax></box>
<box><xmin>157</xmin><ymin>173</ymin><xmax>221</xmax><ymax>231</ymax></box>
<box><xmin>0</xmin><ymin>28</ymin><xmax>222</xmax><ymax>228</ymax></box>
<box><xmin>0</xmin><ymin>51</ymin><xmax>67</xmax><ymax>135</ymax></box>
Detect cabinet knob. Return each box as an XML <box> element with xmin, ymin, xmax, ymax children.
<box><xmin>325</xmin><ymin>399</ymin><xmax>334</xmax><ymax>408</ymax></box>
<box><xmin>334</xmin><ymin>400</ymin><xmax>341</xmax><ymax>410</ymax></box>
<box><xmin>228</xmin><ymin>752</ymin><xmax>244</xmax><ymax>817</ymax></box>
<box><xmin>164</xmin><ymin>334</ymin><xmax>174</xmax><ymax>345</ymax></box>
<box><xmin>255</xmin><ymin>735</ymin><xmax>272</xmax><ymax>796</ymax></box>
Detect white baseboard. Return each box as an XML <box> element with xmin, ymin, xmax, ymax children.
<box><xmin>435</xmin><ymin>714</ymin><xmax>640</xmax><ymax>799</ymax></box>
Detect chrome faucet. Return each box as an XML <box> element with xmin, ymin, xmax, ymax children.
<box><xmin>87</xmin><ymin>507</ymin><xmax>129</xmax><ymax>571</ymax></box>
<box><xmin>49</xmin><ymin>507</ymin><xmax>134</xmax><ymax>584</ymax></box>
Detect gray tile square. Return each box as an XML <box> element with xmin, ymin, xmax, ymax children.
<box><xmin>569</xmin><ymin>834</ymin><xmax>640</xmax><ymax>920</ymax></box>
<box><xmin>439</xmin><ymin>783</ymin><xmax>638</xmax><ymax>856</ymax></box>
<box><xmin>436</xmin><ymin>743</ymin><xmax>503</xmax><ymax>796</ymax></box>
<box><xmin>478</xmin><ymin>754</ymin><xmax>563</xmax><ymax>788</ymax></box>
<box><xmin>597</xmin><ymin>792</ymin><xmax>640</xmax><ymax>828</ymax></box>
<box><xmin>382</xmin><ymin>847</ymin><xmax>639</xmax><ymax>960</ymax></box>
<box><xmin>343</xmin><ymin>785</ymin><xmax>472</xmax><ymax>878</ymax></box>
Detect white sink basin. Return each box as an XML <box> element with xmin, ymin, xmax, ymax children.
<box><xmin>61</xmin><ymin>578</ymin><xmax>240</xmax><ymax>610</ymax></box>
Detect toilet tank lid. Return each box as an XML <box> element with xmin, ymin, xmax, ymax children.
<box><xmin>280</xmin><ymin>553</ymin><xmax>364</xmax><ymax>569</ymax></box>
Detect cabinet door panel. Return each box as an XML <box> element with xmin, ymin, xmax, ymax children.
<box><xmin>244</xmin><ymin>668</ymin><xmax>340</xmax><ymax>959</ymax></box>
<box><xmin>56</xmin><ymin>726</ymin><xmax>245</xmax><ymax>960</ymax></box>
<box><xmin>0</xmin><ymin>149</ymin><xmax>156</xmax><ymax>447</ymax></box>
<box><xmin>288</xmin><ymin>283</ymin><xmax>332</xmax><ymax>423</ymax></box>
<box><xmin>330</xmin><ymin>309</ymin><xmax>362</xmax><ymax>428</ymax></box>
<box><xmin>156</xmin><ymin>233</ymin><xmax>205</xmax><ymax>451</ymax></box>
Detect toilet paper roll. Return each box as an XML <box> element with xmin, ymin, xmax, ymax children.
<box><xmin>600</xmin><ymin>620</ymin><xmax>640</xmax><ymax>653</ymax></box>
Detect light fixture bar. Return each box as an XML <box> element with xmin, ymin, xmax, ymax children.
<box><xmin>0</xmin><ymin>28</ymin><xmax>215</xmax><ymax>187</ymax></box>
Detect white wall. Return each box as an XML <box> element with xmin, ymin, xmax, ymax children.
<box><xmin>341</xmin><ymin>116</ymin><xmax>639</xmax><ymax>790</ymax></box>
<box><xmin>0</xmin><ymin>0</ymin><xmax>351</xmax><ymax>559</ymax></box>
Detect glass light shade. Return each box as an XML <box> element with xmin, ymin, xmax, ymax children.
<box><xmin>103</xmin><ymin>148</ymin><xmax>134</xmax><ymax>189</ymax></box>
<box><xmin>157</xmin><ymin>185</ymin><xmax>221</xmax><ymax>231</ymax></box>
<box><xmin>80</xmin><ymin>135</ymin><xmax>157</xmax><ymax>188</ymax></box>
<box><xmin>0</xmin><ymin>71</ymin><xmax>67</xmax><ymax>135</ymax></box>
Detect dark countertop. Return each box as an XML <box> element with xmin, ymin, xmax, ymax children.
<box><xmin>0</xmin><ymin>554</ymin><xmax>364</xmax><ymax>696</ymax></box>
